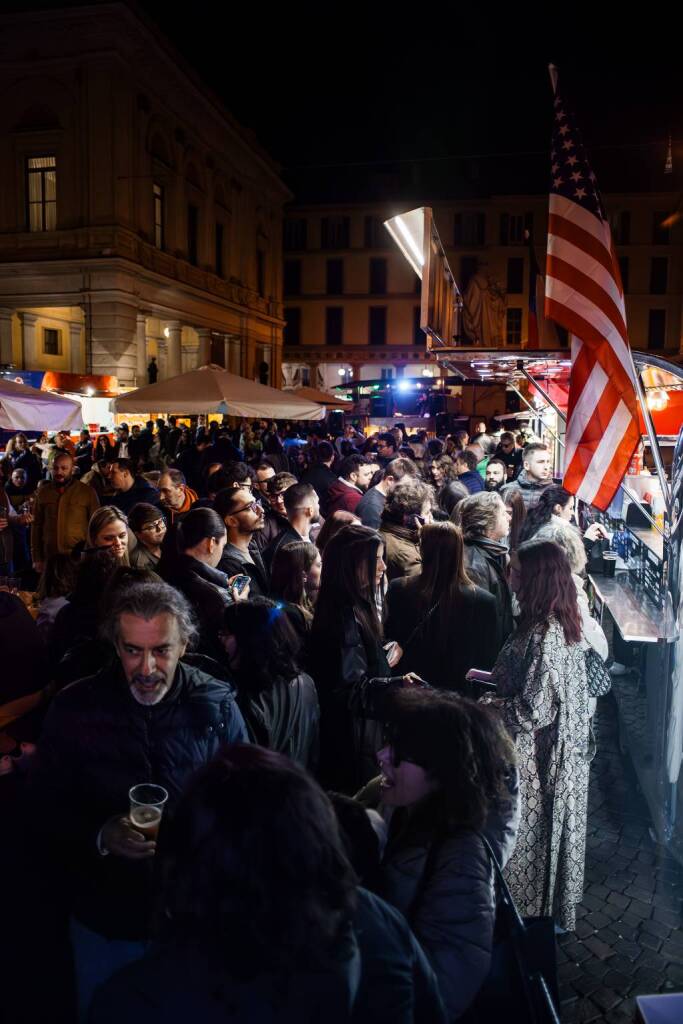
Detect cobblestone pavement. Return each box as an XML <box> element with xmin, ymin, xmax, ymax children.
<box><xmin>558</xmin><ymin>695</ymin><xmax>683</xmax><ymax>1022</ymax></box>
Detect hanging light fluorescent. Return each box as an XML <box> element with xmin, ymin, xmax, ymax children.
<box><xmin>384</xmin><ymin>208</ymin><xmax>426</xmax><ymax>279</ymax></box>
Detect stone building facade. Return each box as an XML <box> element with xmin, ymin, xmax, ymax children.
<box><xmin>0</xmin><ymin>4</ymin><xmax>290</xmax><ymax>388</ymax></box>
<box><xmin>282</xmin><ymin>193</ymin><xmax>682</xmax><ymax>390</ymax></box>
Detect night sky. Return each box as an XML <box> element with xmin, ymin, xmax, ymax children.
<box><xmin>21</xmin><ymin>3</ymin><xmax>683</xmax><ymax>200</ymax></box>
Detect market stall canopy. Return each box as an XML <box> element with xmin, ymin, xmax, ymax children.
<box><xmin>283</xmin><ymin>385</ymin><xmax>352</xmax><ymax>407</ymax></box>
<box><xmin>0</xmin><ymin>377</ymin><xmax>83</xmax><ymax>430</ymax></box>
<box><xmin>110</xmin><ymin>365</ymin><xmax>324</xmax><ymax>420</ymax></box>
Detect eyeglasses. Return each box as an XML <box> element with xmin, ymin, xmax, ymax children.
<box><xmin>140</xmin><ymin>519</ymin><xmax>166</xmax><ymax>532</ymax></box>
<box><xmin>232</xmin><ymin>500</ymin><xmax>261</xmax><ymax>515</ymax></box>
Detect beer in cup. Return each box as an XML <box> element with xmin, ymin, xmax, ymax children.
<box><xmin>128</xmin><ymin>783</ymin><xmax>168</xmax><ymax>841</ymax></box>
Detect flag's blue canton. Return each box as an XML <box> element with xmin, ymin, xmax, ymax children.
<box><xmin>550</xmin><ymin>93</ymin><xmax>605</xmax><ymax>222</ymax></box>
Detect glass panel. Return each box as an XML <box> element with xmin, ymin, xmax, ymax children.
<box><xmin>45</xmin><ymin>202</ymin><xmax>57</xmax><ymax>231</ymax></box>
<box><xmin>28</xmin><ymin>173</ymin><xmax>42</xmax><ymax>203</ymax></box>
<box><xmin>28</xmin><ymin>156</ymin><xmax>55</xmax><ymax>170</ymax></box>
<box><xmin>44</xmin><ymin>170</ymin><xmax>56</xmax><ymax>201</ymax></box>
<box><xmin>29</xmin><ymin>203</ymin><xmax>42</xmax><ymax>231</ymax></box>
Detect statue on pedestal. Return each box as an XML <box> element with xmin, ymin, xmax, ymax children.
<box><xmin>462</xmin><ymin>262</ymin><xmax>506</xmax><ymax>347</ymax></box>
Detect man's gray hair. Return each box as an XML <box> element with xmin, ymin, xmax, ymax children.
<box><xmin>101</xmin><ymin>581</ymin><xmax>198</xmax><ymax>647</ymax></box>
<box><xmin>384</xmin><ymin>477</ymin><xmax>434</xmax><ymax>517</ymax></box>
<box><xmin>451</xmin><ymin>491</ymin><xmax>505</xmax><ymax>540</ymax></box>
<box><xmin>534</xmin><ymin>522</ymin><xmax>587</xmax><ymax>574</ymax></box>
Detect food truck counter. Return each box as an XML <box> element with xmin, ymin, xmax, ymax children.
<box><xmin>588</xmin><ymin>571</ymin><xmax>677</xmax><ymax>643</ymax></box>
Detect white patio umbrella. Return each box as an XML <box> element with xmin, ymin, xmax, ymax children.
<box><xmin>110</xmin><ymin>365</ymin><xmax>324</xmax><ymax>420</ymax></box>
<box><xmin>0</xmin><ymin>377</ymin><xmax>83</xmax><ymax>431</ymax></box>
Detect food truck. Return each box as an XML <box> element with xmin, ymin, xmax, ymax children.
<box><xmin>386</xmin><ymin>206</ymin><xmax>683</xmax><ymax>866</ymax></box>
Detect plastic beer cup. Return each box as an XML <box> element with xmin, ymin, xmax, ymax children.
<box><xmin>128</xmin><ymin>784</ymin><xmax>168</xmax><ymax>841</ymax></box>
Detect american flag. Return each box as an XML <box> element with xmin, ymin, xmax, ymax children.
<box><xmin>544</xmin><ymin>67</ymin><xmax>640</xmax><ymax>511</ymax></box>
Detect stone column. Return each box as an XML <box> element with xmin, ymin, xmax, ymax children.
<box><xmin>166</xmin><ymin>321</ymin><xmax>182</xmax><ymax>378</ymax></box>
<box><xmin>0</xmin><ymin>308</ymin><xmax>14</xmax><ymax>366</ymax></box>
<box><xmin>136</xmin><ymin>314</ymin><xmax>148</xmax><ymax>385</ymax></box>
<box><xmin>182</xmin><ymin>344</ymin><xmax>199</xmax><ymax>373</ymax></box>
<box><xmin>196</xmin><ymin>328</ymin><xmax>211</xmax><ymax>367</ymax></box>
<box><xmin>19</xmin><ymin>312</ymin><xmax>38</xmax><ymax>370</ymax></box>
<box><xmin>69</xmin><ymin>321</ymin><xmax>83</xmax><ymax>374</ymax></box>
<box><xmin>87</xmin><ymin>301</ymin><xmax>138</xmax><ymax>384</ymax></box>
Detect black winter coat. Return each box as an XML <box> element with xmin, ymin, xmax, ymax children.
<box><xmin>158</xmin><ymin>553</ymin><xmax>232</xmax><ymax>657</ymax></box>
<box><xmin>462</xmin><ymin>537</ymin><xmax>514</xmax><ymax>646</ymax></box>
<box><xmin>217</xmin><ymin>542</ymin><xmax>270</xmax><ymax>597</ymax></box>
<box><xmin>309</xmin><ymin>609</ymin><xmax>390</xmax><ymax>793</ymax></box>
<box><xmin>28</xmin><ymin>662</ymin><xmax>247</xmax><ymax>940</ymax></box>
<box><xmin>89</xmin><ymin>887</ymin><xmax>446</xmax><ymax>1024</ymax></box>
<box><xmin>385</xmin><ymin>576</ymin><xmax>500</xmax><ymax>690</ymax></box>
<box><xmin>236</xmin><ymin>672</ymin><xmax>320</xmax><ymax>770</ymax></box>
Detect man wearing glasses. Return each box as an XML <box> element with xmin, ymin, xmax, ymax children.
<box><xmin>214</xmin><ymin>486</ymin><xmax>270</xmax><ymax>597</ymax></box>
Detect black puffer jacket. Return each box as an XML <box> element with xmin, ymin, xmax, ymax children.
<box><xmin>28</xmin><ymin>662</ymin><xmax>247</xmax><ymax>939</ymax></box>
<box><xmin>358</xmin><ymin>774</ymin><xmax>520</xmax><ymax>1022</ymax></box>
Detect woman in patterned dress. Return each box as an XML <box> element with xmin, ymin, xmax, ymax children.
<box><xmin>488</xmin><ymin>539</ymin><xmax>591</xmax><ymax>930</ymax></box>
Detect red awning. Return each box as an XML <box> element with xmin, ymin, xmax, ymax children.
<box><xmin>41</xmin><ymin>371</ymin><xmax>119</xmax><ymax>397</ymax></box>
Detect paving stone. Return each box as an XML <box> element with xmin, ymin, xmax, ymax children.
<box><xmin>575</xmin><ymin>919</ymin><xmax>595</xmax><ymax>940</ymax></box>
<box><xmin>660</xmin><ymin>942</ymin><xmax>683</xmax><ymax>965</ymax></box>
<box><xmin>586</xmin><ymin>883</ymin><xmax>610</xmax><ymax>901</ymax></box>
<box><xmin>640</xmin><ymin>918</ymin><xmax>672</xmax><ymax>940</ymax></box>
<box><xmin>627</xmin><ymin>898</ymin><xmax>653</xmax><ymax>920</ymax></box>
<box><xmin>558</xmin><ymin>961</ymin><xmax>584</xmax><ymax>983</ymax></box>
<box><xmin>633</xmin><ymin>966</ymin><xmax>666</xmax><ymax>990</ymax></box>
<box><xmin>602</xmin><ymin>968</ymin><xmax>632</xmax><ymax>991</ymax></box>
<box><xmin>572</xmin><ymin>973</ymin><xmax>602</xmax><ymax>997</ymax></box>
<box><xmin>583</xmin><ymin>934</ymin><xmax>616</xmax><ymax>960</ymax></box>
<box><xmin>585</xmin><ymin>910</ymin><xmax>612</xmax><ymax>931</ymax></box>
<box><xmin>613</xmin><ymin>938</ymin><xmax>642</xmax><ymax>961</ymax></box>
<box><xmin>591</xmin><ymin>987</ymin><xmax>622</xmax><ymax>1013</ymax></box>
<box><xmin>665</xmin><ymin>963</ymin><xmax>683</xmax><ymax>985</ymax></box>
<box><xmin>653</xmin><ymin>906</ymin><xmax>682</xmax><ymax>928</ymax></box>
<box><xmin>611</xmin><ymin>917</ymin><xmax>640</xmax><ymax>937</ymax></box>
<box><xmin>607</xmin><ymin>892</ymin><xmax>631</xmax><ymax>910</ymax></box>
<box><xmin>624</xmin><ymin>886</ymin><xmax>654</xmax><ymax>903</ymax></box>
<box><xmin>563</xmin><ymin>941</ymin><xmax>593</xmax><ymax>964</ymax></box>
<box><xmin>637</xmin><ymin>931</ymin><xmax>663</xmax><ymax>953</ymax></box>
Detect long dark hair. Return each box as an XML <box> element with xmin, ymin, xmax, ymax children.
<box><xmin>504</xmin><ymin>489</ymin><xmax>526</xmax><ymax>550</ymax></box>
<box><xmin>518</xmin><ymin>485</ymin><xmax>572</xmax><ymax>544</ymax></box>
<box><xmin>516</xmin><ymin>539</ymin><xmax>582</xmax><ymax>644</ymax></box>
<box><xmin>315</xmin><ymin>510</ymin><xmax>359</xmax><ymax>554</ymax></box>
<box><xmin>416</xmin><ymin>522</ymin><xmax>472</xmax><ymax>634</ymax></box>
<box><xmin>221</xmin><ymin>596</ymin><xmax>302</xmax><ymax>695</ymax></box>
<box><xmin>159</xmin><ymin>745</ymin><xmax>357</xmax><ymax>977</ymax></box>
<box><xmin>383</xmin><ymin>688</ymin><xmax>515</xmax><ymax>830</ymax></box>
<box><xmin>312</xmin><ymin>524</ymin><xmax>382</xmax><ymax>649</ymax></box>
<box><xmin>270</xmin><ymin>540</ymin><xmax>318</xmax><ymax>613</ymax></box>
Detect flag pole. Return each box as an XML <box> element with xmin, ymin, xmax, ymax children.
<box><xmin>548</xmin><ymin>63</ymin><xmax>559</xmax><ymax>95</ymax></box>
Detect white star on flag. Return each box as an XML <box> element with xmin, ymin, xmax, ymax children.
<box><xmin>574</xmin><ymin>187</ymin><xmax>587</xmax><ymax>199</ymax></box>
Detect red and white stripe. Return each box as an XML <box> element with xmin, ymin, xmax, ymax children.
<box><xmin>545</xmin><ymin>193</ymin><xmax>640</xmax><ymax>509</ymax></box>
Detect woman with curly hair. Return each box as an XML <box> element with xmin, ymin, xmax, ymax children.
<box><xmin>358</xmin><ymin>688</ymin><xmax>519</xmax><ymax>1021</ymax></box>
<box><xmin>487</xmin><ymin>538</ymin><xmax>591</xmax><ymax>931</ymax></box>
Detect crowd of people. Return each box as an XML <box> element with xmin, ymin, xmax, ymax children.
<box><xmin>0</xmin><ymin>414</ymin><xmax>612</xmax><ymax>1023</ymax></box>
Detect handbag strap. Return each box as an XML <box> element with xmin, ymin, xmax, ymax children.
<box><xmin>401</xmin><ymin>601</ymin><xmax>439</xmax><ymax>652</ymax></box>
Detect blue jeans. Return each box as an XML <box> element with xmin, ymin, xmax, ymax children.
<box><xmin>69</xmin><ymin>916</ymin><xmax>147</xmax><ymax>1021</ymax></box>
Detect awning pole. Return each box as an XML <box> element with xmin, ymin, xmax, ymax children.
<box><xmin>633</xmin><ymin>367</ymin><xmax>672</xmax><ymax>512</ymax></box>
